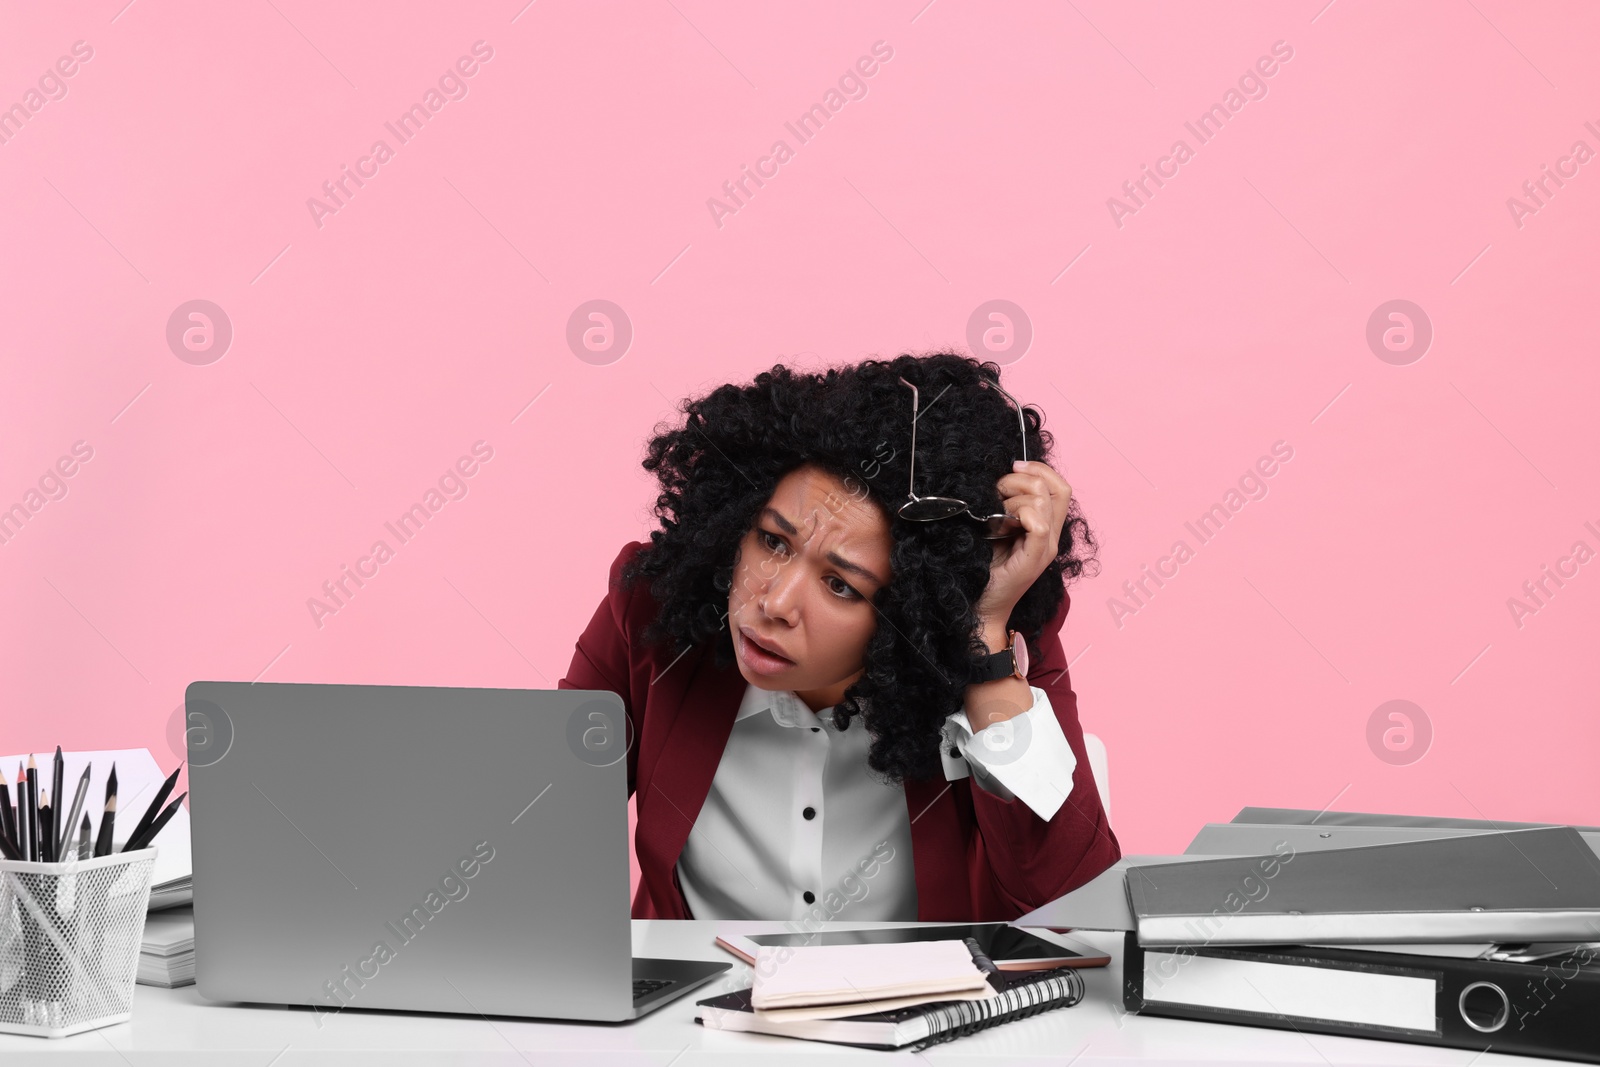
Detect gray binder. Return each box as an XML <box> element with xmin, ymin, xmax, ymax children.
<box><xmin>1188</xmin><ymin>821</ymin><xmax>1600</xmax><ymax>860</ymax></box>
<box><xmin>1128</xmin><ymin>825</ymin><xmax>1600</xmax><ymax>946</ymax></box>
<box><xmin>1231</xmin><ymin>806</ymin><xmax>1600</xmax><ymax>833</ymax></box>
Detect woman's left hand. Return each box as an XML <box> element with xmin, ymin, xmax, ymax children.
<box><xmin>974</xmin><ymin>460</ymin><xmax>1072</xmax><ymax>629</ymax></box>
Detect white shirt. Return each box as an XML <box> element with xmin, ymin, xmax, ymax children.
<box><xmin>675</xmin><ymin>682</ymin><xmax>1080</xmax><ymax>921</ymax></box>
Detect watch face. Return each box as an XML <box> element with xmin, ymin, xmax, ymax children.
<box><xmin>1012</xmin><ymin>632</ymin><xmax>1029</xmax><ymax>678</ymax></box>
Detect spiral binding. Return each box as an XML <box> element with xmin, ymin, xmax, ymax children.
<box><xmin>908</xmin><ymin>966</ymin><xmax>1086</xmax><ymax>1051</ymax></box>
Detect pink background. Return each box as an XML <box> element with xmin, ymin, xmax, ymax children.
<box><xmin>2</xmin><ymin>1</ymin><xmax>1596</xmax><ymax>897</ymax></box>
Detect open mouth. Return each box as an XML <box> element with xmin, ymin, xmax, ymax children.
<box><xmin>738</xmin><ymin>627</ymin><xmax>794</xmax><ymax>666</ymax></box>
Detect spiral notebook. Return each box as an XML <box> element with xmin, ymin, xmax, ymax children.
<box><xmin>696</xmin><ymin>965</ymin><xmax>1086</xmax><ymax>1050</ymax></box>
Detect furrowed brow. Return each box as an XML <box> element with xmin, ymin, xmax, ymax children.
<box><xmin>762</xmin><ymin>508</ymin><xmax>885</xmax><ymax>587</ymax></box>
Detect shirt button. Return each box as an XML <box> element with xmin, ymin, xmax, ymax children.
<box><xmin>803</xmin><ymin>891</ymin><xmax>815</xmax><ymax>904</ymax></box>
<box><xmin>802</xmin><ymin>806</ymin><xmax>816</xmax><ymax>820</ymax></box>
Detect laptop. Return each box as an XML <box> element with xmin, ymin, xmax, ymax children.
<box><xmin>185</xmin><ymin>681</ymin><xmax>728</xmax><ymax>1022</ymax></box>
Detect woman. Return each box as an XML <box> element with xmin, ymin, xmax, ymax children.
<box><xmin>559</xmin><ymin>351</ymin><xmax>1119</xmax><ymax>922</ymax></box>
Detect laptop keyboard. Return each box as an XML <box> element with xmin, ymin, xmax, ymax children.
<box><xmin>632</xmin><ymin>977</ymin><xmax>674</xmax><ymax>1001</ymax></box>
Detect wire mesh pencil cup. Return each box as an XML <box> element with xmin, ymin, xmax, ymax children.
<box><xmin>0</xmin><ymin>848</ymin><xmax>156</xmax><ymax>1038</ymax></box>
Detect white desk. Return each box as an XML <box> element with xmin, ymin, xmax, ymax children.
<box><xmin>0</xmin><ymin>921</ymin><xmax>1571</xmax><ymax>1065</ymax></box>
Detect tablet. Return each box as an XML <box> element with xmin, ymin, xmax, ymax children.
<box><xmin>715</xmin><ymin>923</ymin><xmax>1110</xmax><ymax>971</ymax></box>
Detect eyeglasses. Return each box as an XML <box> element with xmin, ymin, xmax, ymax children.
<box><xmin>896</xmin><ymin>374</ymin><xmax>1028</xmax><ymax>540</ymax></box>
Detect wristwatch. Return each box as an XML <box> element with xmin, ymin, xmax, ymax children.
<box><xmin>970</xmin><ymin>629</ymin><xmax>1029</xmax><ymax>684</ymax></box>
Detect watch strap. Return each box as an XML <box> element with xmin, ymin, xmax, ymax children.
<box><xmin>970</xmin><ymin>631</ymin><xmax>1023</xmax><ymax>685</ymax></box>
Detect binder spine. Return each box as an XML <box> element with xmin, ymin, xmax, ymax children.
<box><xmin>1123</xmin><ymin>932</ymin><xmax>1600</xmax><ymax>1064</ymax></box>
<box><xmin>910</xmin><ymin>968</ymin><xmax>1086</xmax><ymax>1051</ymax></box>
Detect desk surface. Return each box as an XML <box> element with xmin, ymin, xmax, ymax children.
<box><xmin>0</xmin><ymin>921</ymin><xmax>1572</xmax><ymax>1065</ymax></box>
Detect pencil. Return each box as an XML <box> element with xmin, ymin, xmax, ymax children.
<box><xmin>124</xmin><ymin>763</ymin><xmax>182</xmax><ymax>855</ymax></box>
<box><xmin>25</xmin><ymin>755</ymin><xmax>39</xmax><ymax>862</ymax></box>
<box><xmin>93</xmin><ymin>766</ymin><xmax>118</xmax><ymax>858</ymax></box>
<box><xmin>50</xmin><ymin>745</ymin><xmax>64</xmax><ymax>863</ymax></box>
<box><xmin>125</xmin><ymin>792</ymin><xmax>186</xmax><ymax>852</ymax></box>
<box><xmin>39</xmin><ymin>789</ymin><xmax>53</xmax><ymax>863</ymax></box>
<box><xmin>77</xmin><ymin>813</ymin><xmax>91</xmax><ymax>861</ymax></box>
<box><xmin>92</xmin><ymin>794</ymin><xmax>116</xmax><ymax>858</ymax></box>
<box><xmin>0</xmin><ymin>765</ymin><xmax>17</xmax><ymax>858</ymax></box>
<box><xmin>62</xmin><ymin>764</ymin><xmax>91</xmax><ymax>858</ymax></box>
<box><xmin>14</xmin><ymin>762</ymin><xmax>25</xmax><ymax>861</ymax></box>
<box><xmin>0</xmin><ymin>767</ymin><xmax>19</xmax><ymax>860</ymax></box>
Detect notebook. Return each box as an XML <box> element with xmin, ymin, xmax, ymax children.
<box><xmin>698</xmin><ymin>965</ymin><xmax>1086</xmax><ymax>1050</ymax></box>
<box><xmin>1128</xmin><ymin>825</ymin><xmax>1600</xmax><ymax>945</ymax></box>
<box><xmin>752</xmin><ymin>939</ymin><xmax>991</xmax><ymax>1010</ymax></box>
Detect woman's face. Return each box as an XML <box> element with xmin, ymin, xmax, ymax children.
<box><xmin>727</xmin><ymin>464</ymin><xmax>892</xmax><ymax>711</ymax></box>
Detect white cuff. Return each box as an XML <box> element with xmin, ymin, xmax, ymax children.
<box><xmin>944</xmin><ymin>686</ymin><xmax>1078</xmax><ymax>821</ymax></box>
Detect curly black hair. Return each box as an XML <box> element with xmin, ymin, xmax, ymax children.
<box><xmin>622</xmin><ymin>350</ymin><xmax>1098</xmax><ymax>783</ymax></box>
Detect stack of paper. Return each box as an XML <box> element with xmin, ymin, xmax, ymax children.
<box><xmin>137</xmin><ymin>905</ymin><xmax>195</xmax><ymax>987</ymax></box>
<box><xmin>0</xmin><ymin>748</ymin><xmax>193</xmax><ymax>911</ymax></box>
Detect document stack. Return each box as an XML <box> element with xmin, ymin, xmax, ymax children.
<box><xmin>137</xmin><ymin>906</ymin><xmax>196</xmax><ymax>988</ymax></box>
<box><xmin>697</xmin><ymin>937</ymin><xmax>1086</xmax><ymax>1050</ymax></box>
<box><xmin>1122</xmin><ymin>810</ymin><xmax>1600</xmax><ymax>1064</ymax></box>
<box><xmin>147</xmin><ymin>869</ymin><xmax>193</xmax><ymax>912</ymax></box>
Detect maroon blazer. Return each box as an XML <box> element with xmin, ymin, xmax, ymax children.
<box><xmin>558</xmin><ymin>540</ymin><xmax>1121</xmax><ymax>920</ymax></box>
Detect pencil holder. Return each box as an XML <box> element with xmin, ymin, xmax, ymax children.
<box><xmin>0</xmin><ymin>848</ymin><xmax>156</xmax><ymax>1038</ymax></box>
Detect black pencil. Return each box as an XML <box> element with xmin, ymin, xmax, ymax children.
<box><xmin>39</xmin><ymin>790</ymin><xmax>52</xmax><ymax>863</ymax></box>
<box><xmin>77</xmin><ymin>813</ymin><xmax>91</xmax><ymax>861</ymax></box>
<box><xmin>25</xmin><ymin>755</ymin><xmax>39</xmax><ymax>862</ymax></box>
<box><xmin>93</xmin><ymin>766</ymin><xmax>118</xmax><ymax>858</ymax></box>
<box><xmin>92</xmin><ymin>794</ymin><xmax>116</xmax><ymax>858</ymax></box>
<box><xmin>0</xmin><ymin>768</ymin><xmax>19</xmax><ymax>860</ymax></box>
<box><xmin>50</xmin><ymin>745</ymin><xmax>64</xmax><ymax>863</ymax></box>
<box><xmin>0</xmin><ymin>765</ymin><xmax>17</xmax><ymax>858</ymax></box>
<box><xmin>125</xmin><ymin>792</ymin><xmax>186</xmax><ymax>852</ymax></box>
<box><xmin>123</xmin><ymin>763</ymin><xmax>182</xmax><ymax>855</ymax></box>
<box><xmin>13</xmin><ymin>762</ymin><xmax>25</xmax><ymax>861</ymax></box>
